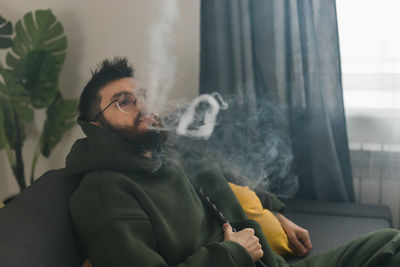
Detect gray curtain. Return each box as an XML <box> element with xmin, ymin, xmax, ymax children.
<box><xmin>199</xmin><ymin>0</ymin><xmax>354</xmax><ymax>202</ymax></box>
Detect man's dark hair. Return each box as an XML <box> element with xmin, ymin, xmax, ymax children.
<box><xmin>78</xmin><ymin>57</ymin><xmax>134</xmax><ymax>121</ymax></box>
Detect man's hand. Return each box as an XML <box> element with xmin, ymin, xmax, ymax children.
<box><xmin>275</xmin><ymin>213</ymin><xmax>312</xmax><ymax>256</ymax></box>
<box><xmin>223</xmin><ymin>223</ymin><xmax>264</xmax><ymax>262</ymax></box>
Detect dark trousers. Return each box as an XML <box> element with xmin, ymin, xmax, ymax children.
<box><xmin>291</xmin><ymin>229</ymin><xmax>400</xmax><ymax>267</ymax></box>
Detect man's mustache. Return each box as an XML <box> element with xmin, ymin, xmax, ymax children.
<box><xmin>134</xmin><ymin>112</ymin><xmax>162</xmax><ymax>129</ymax></box>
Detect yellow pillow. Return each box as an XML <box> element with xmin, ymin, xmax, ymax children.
<box><xmin>228</xmin><ymin>182</ymin><xmax>293</xmax><ymax>256</ymax></box>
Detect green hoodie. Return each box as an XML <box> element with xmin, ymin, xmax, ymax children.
<box><xmin>67</xmin><ymin>119</ymin><xmax>287</xmax><ymax>267</ymax></box>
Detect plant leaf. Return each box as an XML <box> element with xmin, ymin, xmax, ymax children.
<box><xmin>13</xmin><ymin>102</ymin><xmax>33</xmax><ymax>122</ymax></box>
<box><xmin>13</xmin><ymin>50</ymin><xmax>58</xmax><ymax>108</ymax></box>
<box><xmin>0</xmin><ymin>15</ymin><xmax>13</xmax><ymax>49</ymax></box>
<box><xmin>0</xmin><ymin>67</ymin><xmax>31</xmax><ymax>104</ymax></box>
<box><xmin>0</xmin><ymin>100</ymin><xmax>5</xmax><ymax>150</ymax></box>
<box><xmin>40</xmin><ymin>92</ymin><xmax>77</xmax><ymax>157</ymax></box>
<box><xmin>0</xmin><ymin>99</ymin><xmax>26</xmax><ymax>150</ymax></box>
<box><xmin>0</xmin><ymin>71</ymin><xmax>31</xmax><ymax>147</ymax></box>
<box><xmin>5</xmin><ymin>9</ymin><xmax>67</xmax><ymax>69</ymax></box>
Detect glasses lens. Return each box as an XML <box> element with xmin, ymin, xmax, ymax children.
<box><xmin>116</xmin><ymin>93</ymin><xmax>136</xmax><ymax>113</ymax></box>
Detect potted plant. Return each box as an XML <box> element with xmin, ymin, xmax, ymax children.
<box><xmin>0</xmin><ymin>9</ymin><xmax>77</xmax><ymax>202</ymax></box>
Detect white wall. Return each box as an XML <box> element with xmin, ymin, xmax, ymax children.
<box><xmin>0</xmin><ymin>0</ymin><xmax>200</xmax><ymax>200</ymax></box>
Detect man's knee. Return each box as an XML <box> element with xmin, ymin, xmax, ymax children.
<box><xmin>363</xmin><ymin>229</ymin><xmax>400</xmax><ymax>267</ymax></box>
<box><xmin>368</xmin><ymin>228</ymin><xmax>400</xmax><ymax>244</ymax></box>
<box><xmin>348</xmin><ymin>229</ymin><xmax>400</xmax><ymax>250</ymax></box>
<box><xmin>350</xmin><ymin>228</ymin><xmax>400</xmax><ymax>250</ymax></box>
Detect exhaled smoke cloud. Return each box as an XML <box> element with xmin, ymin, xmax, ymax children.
<box><xmin>144</xmin><ymin>0</ymin><xmax>179</xmax><ymax>115</ymax></box>
<box><xmin>142</xmin><ymin>1</ymin><xmax>226</xmax><ymax>140</ymax></box>
<box><xmin>166</xmin><ymin>95</ymin><xmax>299</xmax><ymax>198</ymax></box>
<box><xmin>148</xmin><ymin>93</ymin><xmax>227</xmax><ymax>140</ymax></box>
<box><xmin>142</xmin><ymin>1</ymin><xmax>297</xmax><ymax>197</ymax></box>
<box><xmin>176</xmin><ymin>93</ymin><xmax>228</xmax><ymax>139</ymax></box>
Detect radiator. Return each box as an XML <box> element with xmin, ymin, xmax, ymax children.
<box><xmin>350</xmin><ymin>142</ymin><xmax>400</xmax><ymax>228</ymax></box>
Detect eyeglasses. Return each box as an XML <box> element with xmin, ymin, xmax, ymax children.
<box><xmin>92</xmin><ymin>92</ymin><xmax>137</xmax><ymax>122</ymax></box>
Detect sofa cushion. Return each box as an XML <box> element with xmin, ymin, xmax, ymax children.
<box><xmin>282</xmin><ymin>199</ymin><xmax>392</xmax><ymax>263</ymax></box>
<box><xmin>0</xmin><ymin>169</ymin><xmax>85</xmax><ymax>267</ymax></box>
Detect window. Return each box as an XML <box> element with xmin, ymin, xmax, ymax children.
<box><xmin>337</xmin><ymin>0</ymin><xmax>400</xmax><ymax>146</ymax></box>
<box><xmin>337</xmin><ymin>0</ymin><xmax>400</xmax><ymax>112</ymax></box>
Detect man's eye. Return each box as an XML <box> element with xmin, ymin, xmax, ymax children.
<box><xmin>120</xmin><ymin>99</ymin><xmax>129</xmax><ymax>106</ymax></box>
<box><xmin>118</xmin><ymin>95</ymin><xmax>136</xmax><ymax>107</ymax></box>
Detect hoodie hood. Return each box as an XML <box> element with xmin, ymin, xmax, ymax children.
<box><xmin>65</xmin><ymin>119</ymin><xmax>163</xmax><ymax>182</ymax></box>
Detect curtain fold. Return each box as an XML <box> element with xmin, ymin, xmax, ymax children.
<box><xmin>199</xmin><ymin>0</ymin><xmax>354</xmax><ymax>202</ymax></box>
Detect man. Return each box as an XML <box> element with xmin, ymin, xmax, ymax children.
<box><xmin>67</xmin><ymin>57</ymin><xmax>400</xmax><ymax>267</ymax></box>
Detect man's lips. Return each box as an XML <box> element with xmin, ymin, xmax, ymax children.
<box><xmin>140</xmin><ymin>116</ymin><xmax>160</xmax><ymax>127</ymax></box>
<box><xmin>142</xmin><ymin>117</ymin><xmax>156</xmax><ymax>122</ymax></box>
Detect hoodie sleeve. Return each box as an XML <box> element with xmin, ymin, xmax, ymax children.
<box><xmin>253</xmin><ymin>189</ymin><xmax>285</xmax><ymax>212</ymax></box>
<box><xmin>222</xmin><ymin>170</ymin><xmax>285</xmax><ymax>213</ymax></box>
<box><xmin>87</xmin><ymin>218</ymin><xmax>255</xmax><ymax>267</ymax></box>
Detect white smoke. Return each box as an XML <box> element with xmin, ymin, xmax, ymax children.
<box><xmin>140</xmin><ymin>1</ymin><xmax>296</xmax><ymax>197</ymax></box>
<box><xmin>144</xmin><ymin>0</ymin><xmax>179</xmax><ymax>115</ymax></box>
<box><xmin>176</xmin><ymin>93</ymin><xmax>228</xmax><ymax>139</ymax></box>
<box><xmin>142</xmin><ymin>0</ymin><xmax>228</xmax><ymax>139</ymax></box>
<box><xmin>168</xmin><ymin>95</ymin><xmax>299</xmax><ymax>198</ymax></box>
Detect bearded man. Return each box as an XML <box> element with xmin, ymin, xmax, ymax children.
<box><xmin>67</xmin><ymin>57</ymin><xmax>400</xmax><ymax>267</ymax></box>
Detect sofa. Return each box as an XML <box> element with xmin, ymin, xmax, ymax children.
<box><xmin>282</xmin><ymin>198</ymin><xmax>392</xmax><ymax>263</ymax></box>
<box><xmin>0</xmin><ymin>169</ymin><xmax>393</xmax><ymax>266</ymax></box>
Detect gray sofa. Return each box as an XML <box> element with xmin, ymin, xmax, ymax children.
<box><xmin>0</xmin><ymin>169</ymin><xmax>392</xmax><ymax>266</ymax></box>
<box><xmin>282</xmin><ymin>199</ymin><xmax>392</xmax><ymax>263</ymax></box>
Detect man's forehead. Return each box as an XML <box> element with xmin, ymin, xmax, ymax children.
<box><xmin>100</xmin><ymin>78</ymin><xmax>139</xmax><ymax>100</ymax></box>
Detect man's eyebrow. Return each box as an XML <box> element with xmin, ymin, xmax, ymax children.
<box><xmin>110</xmin><ymin>90</ymin><xmax>134</xmax><ymax>100</ymax></box>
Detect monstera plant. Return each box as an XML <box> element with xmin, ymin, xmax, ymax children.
<box><xmin>0</xmin><ymin>9</ymin><xmax>77</xmax><ymax>193</ymax></box>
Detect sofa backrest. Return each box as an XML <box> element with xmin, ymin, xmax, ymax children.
<box><xmin>0</xmin><ymin>169</ymin><xmax>85</xmax><ymax>267</ymax></box>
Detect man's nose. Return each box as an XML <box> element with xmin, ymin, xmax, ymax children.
<box><xmin>135</xmin><ymin>95</ymin><xmax>146</xmax><ymax>111</ymax></box>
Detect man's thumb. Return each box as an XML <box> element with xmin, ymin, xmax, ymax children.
<box><xmin>223</xmin><ymin>223</ymin><xmax>232</xmax><ymax>234</ymax></box>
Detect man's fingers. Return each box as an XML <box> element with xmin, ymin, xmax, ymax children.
<box><xmin>300</xmin><ymin>232</ymin><xmax>312</xmax><ymax>250</ymax></box>
<box><xmin>248</xmin><ymin>238</ymin><xmax>263</xmax><ymax>262</ymax></box>
<box><xmin>223</xmin><ymin>223</ymin><xmax>232</xmax><ymax>234</ymax></box>
<box><xmin>254</xmin><ymin>246</ymin><xmax>264</xmax><ymax>261</ymax></box>
<box><xmin>244</xmin><ymin>228</ymin><xmax>255</xmax><ymax>234</ymax></box>
<box><xmin>289</xmin><ymin>234</ymin><xmax>307</xmax><ymax>255</ymax></box>
<box><xmin>276</xmin><ymin>213</ymin><xmax>312</xmax><ymax>256</ymax></box>
<box><xmin>223</xmin><ymin>226</ymin><xmax>263</xmax><ymax>262</ymax></box>
<box><xmin>297</xmin><ymin>230</ymin><xmax>312</xmax><ymax>252</ymax></box>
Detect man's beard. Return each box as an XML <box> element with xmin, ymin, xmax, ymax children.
<box><xmin>99</xmin><ymin>114</ymin><xmax>168</xmax><ymax>154</ymax></box>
